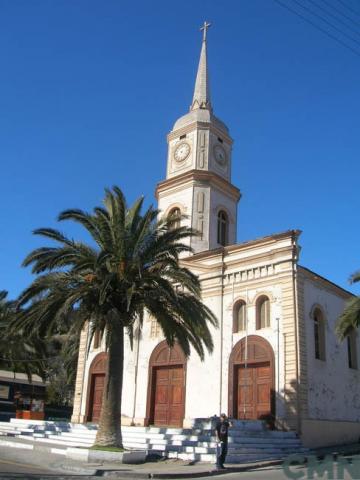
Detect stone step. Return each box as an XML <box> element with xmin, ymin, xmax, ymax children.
<box><xmin>0</xmin><ymin>429</ymin><xmax>309</xmax><ymax>458</ymax></box>
<box><xmin>6</xmin><ymin>428</ymin><xmax>302</xmax><ymax>441</ymax></box>
<box><xmin>0</xmin><ymin>419</ymin><xmax>307</xmax><ymax>465</ymax></box>
<box><xmin>4</xmin><ymin>420</ymin><xmax>298</xmax><ymax>438</ymax></box>
<box><xmin>59</xmin><ymin>428</ymin><xmax>299</xmax><ymax>440</ymax></box>
<box><xmin>57</xmin><ymin>431</ymin><xmax>302</xmax><ymax>446</ymax></box>
<box><xmin>59</xmin><ymin>431</ymin><xmax>97</xmax><ymax>438</ymax></box>
<box><xmin>30</xmin><ymin>436</ymin><xmax>95</xmax><ymax>448</ymax></box>
<box><xmin>137</xmin><ymin>442</ymin><xmax>305</xmax><ymax>454</ymax></box>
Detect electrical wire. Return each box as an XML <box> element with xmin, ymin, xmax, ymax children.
<box><xmin>320</xmin><ymin>0</ymin><xmax>360</xmax><ymax>28</ymax></box>
<box><xmin>336</xmin><ymin>0</ymin><xmax>360</xmax><ymax>18</ymax></box>
<box><xmin>291</xmin><ymin>0</ymin><xmax>360</xmax><ymax>47</ymax></box>
<box><xmin>273</xmin><ymin>0</ymin><xmax>360</xmax><ymax>57</ymax></box>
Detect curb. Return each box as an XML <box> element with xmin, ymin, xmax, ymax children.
<box><xmin>0</xmin><ymin>436</ymin><xmax>68</xmax><ymax>455</ymax></box>
<box><xmin>99</xmin><ymin>459</ymin><xmax>284</xmax><ymax>479</ymax></box>
<box><xmin>66</xmin><ymin>446</ymin><xmax>148</xmax><ymax>464</ymax></box>
<box><xmin>148</xmin><ymin>460</ymin><xmax>284</xmax><ymax>479</ymax></box>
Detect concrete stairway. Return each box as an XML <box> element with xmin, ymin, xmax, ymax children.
<box><xmin>0</xmin><ymin>418</ymin><xmax>308</xmax><ymax>463</ymax></box>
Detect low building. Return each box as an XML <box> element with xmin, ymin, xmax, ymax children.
<box><xmin>0</xmin><ymin>370</ymin><xmax>46</xmax><ymax>421</ymax></box>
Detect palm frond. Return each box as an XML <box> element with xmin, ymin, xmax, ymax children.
<box><xmin>336</xmin><ymin>296</ymin><xmax>360</xmax><ymax>340</ymax></box>
<box><xmin>349</xmin><ymin>270</ymin><xmax>360</xmax><ymax>284</ymax></box>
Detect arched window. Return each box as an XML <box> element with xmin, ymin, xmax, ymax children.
<box><xmin>256</xmin><ymin>296</ymin><xmax>270</xmax><ymax>329</ymax></box>
<box><xmin>217</xmin><ymin>210</ymin><xmax>228</xmax><ymax>246</ymax></box>
<box><xmin>93</xmin><ymin>329</ymin><xmax>102</xmax><ymax>349</ymax></box>
<box><xmin>347</xmin><ymin>331</ymin><xmax>358</xmax><ymax>369</ymax></box>
<box><xmin>168</xmin><ymin>207</ymin><xmax>181</xmax><ymax>230</ymax></box>
<box><xmin>313</xmin><ymin>308</ymin><xmax>326</xmax><ymax>361</ymax></box>
<box><xmin>233</xmin><ymin>301</ymin><xmax>246</xmax><ymax>333</ymax></box>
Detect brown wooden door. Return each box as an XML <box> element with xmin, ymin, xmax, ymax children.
<box><xmin>90</xmin><ymin>374</ymin><xmax>105</xmax><ymax>422</ymax></box>
<box><xmin>236</xmin><ymin>363</ymin><xmax>271</xmax><ymax>420</ymax></box>
<box><xmin>153</xmin><ymin>366</ymin><xmax>184</xmax><ymax>427</ymax></box>
<box><xmin>237</xmin><ymin>365</ymin><xmax>256</xmax><ymax>419</ymax></box>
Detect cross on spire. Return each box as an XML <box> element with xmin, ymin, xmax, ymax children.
<box><xmin>191</xmin><ymin>21</ymin><xmax>212</xmax><ymax>111</ymax></box>
<box><xmin>200</xmin><ymin>21</ymin><xmax>211</xmax><ymax>42</ymax></box>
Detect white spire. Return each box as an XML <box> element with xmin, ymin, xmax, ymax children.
<box><xmin>191</xmin><ymin>21</ymin><xmax>212</xmax><ymax>112</ymax></box>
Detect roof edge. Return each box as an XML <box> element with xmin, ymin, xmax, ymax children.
<box><xmin>298</xmin><ymin>265</ymin><xmax>354</xmax><ymax>299</ymax></box>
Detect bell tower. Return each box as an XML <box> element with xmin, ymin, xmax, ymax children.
<box><xmin>155</xmin><ymin>23</ymin><xmax>241</xmax><ymax>253</ymax></box>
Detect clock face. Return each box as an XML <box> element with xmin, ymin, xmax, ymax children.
<box><xmin>174</xmin><ymin>142</ymin><xmax>191</xmax><ymax>163</ymax></box>
<box><xmin>213</xmin><ymin>144</ymin><xmax>227</xmax><ymax>166</ymax></box>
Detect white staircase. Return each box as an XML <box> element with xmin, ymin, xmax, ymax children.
<box><xmin>0</xmin><ymin>418</ymin><xmax>308</xmax><ymax>463</ymax></box>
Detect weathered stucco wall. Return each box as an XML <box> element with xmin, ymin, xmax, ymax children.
<box><xmin>302</xmin><ymin>419</ymin><xmax>360</xmax><ymax>448</ymax></box>
<box><xmin>302</xmin><ymin>272</ymin><xmax>360</xmax><ymax>422</ymax></box>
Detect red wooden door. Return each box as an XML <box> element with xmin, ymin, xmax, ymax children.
<box><xmin>90</xmin><ymin>374</ymin><xmax>105</xmax><ymax>422</ymax></box>
<box><xmin>153</xmin><ymin>366</ymin><xmax>184</xmax><ymax>427</ymax></box>
<box><xmin>236</xmin><ymin>363</ymin><xmax>271</xmax><ymax>420</ymax></box>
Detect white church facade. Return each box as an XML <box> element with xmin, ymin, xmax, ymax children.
<box><xmin>71</xmin><ymin>27</ymin><xmax>359</xmax><ymax>448</ymax></box>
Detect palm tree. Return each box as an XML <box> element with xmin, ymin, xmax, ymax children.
<box><xmin>336</xmin><ymin>270</ymin><xmax>360</xmax><ymax>339</ymax></box>
<box><xmin>14</xmin><ymin>186</ymin><xmax>217</xmax><ymax>447</ymax></box>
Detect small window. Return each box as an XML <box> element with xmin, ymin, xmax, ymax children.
<box><xmin>150</xmin><ymin>317</ymin><xmax>161</xmax><ymax>338</ymax></box>
<box><xmin>313</xmin><ymin>308</ymin><xmax>326</xmax><ymax>361</ymax></box>
<box><xmin>347</xmin><ymin>332</ymin><xmax>358</xmax><ymax>369</ymax></box>
<box><xmin>217</xmin><ymin>137</ymin><xmax>223</xmax><ymax>143</ymax></box>
<box><xmin>217</xmin><ymin>210</ymin><xmax>228</xmax><ymax>246</ymax></box>
<box><xmin>93</xmin><ymin>330</ymin><xmax>102</xmax><ymax>349</ymax></box>
<box><xmin>233</xmin><ymin>301</ymin><xmax>246</xmax><ymax>333</ymax></box>
<box><xmin>256</xmin><ymin>296</ymin><xmax>270</xmax><ymax>329</ymax></box>
<box><xmin>180</xmin><ymin>134</ymin><xmax>187</xmax><ymax>140</ymax></box>
<box><xmin>168</xmin><ymin>207</ymin><xmax>181</xmax><ymax>230</ymax></box>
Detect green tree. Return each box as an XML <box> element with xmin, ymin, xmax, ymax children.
<box><xmin>14</xmin><ymin>186</ymin><xmax>217</xmax><ymax>447</ymax></box>
<box><xmin>44</xmin><ymin>319</ymin><xmax>80</xmax><ymax>406</ymax></box>
<box><xmin>0</xmin><ymin>290</ymin><xmax>47</xmax><ymax>380</ymax></box>
<box><xmin>336</xmin><ymin>271</ymin><xmax>360</xmax><ymax>339</ymax></box>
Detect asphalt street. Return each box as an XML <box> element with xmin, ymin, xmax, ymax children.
<box><xmin>0</xmin><ymin>445</ymin><xmax>360</xmax><ymax>480</ymax></box>
<box><xmin>0</xmin><ymin>445</ymin><xmax>92</xmax><ymax>478</ymax></box>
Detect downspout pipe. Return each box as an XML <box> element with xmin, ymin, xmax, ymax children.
<box><xmin>131</xmin><ymin>328</ymin><xmax>141</xmax><ymax>426</ymax></box>
<box><xmin>292</xmin><ymin>234</ymin><xmax>302</xmax><ymax>435</ymax></box>
<box><xmin>219</xmin><ymin>248</ymin><xmax>225</xmax><ymax>415</ymax></box>
<box><xmin>78</xmin><ymin>321</ymin><xmax>90</xmax><ymax>423</ymax></box>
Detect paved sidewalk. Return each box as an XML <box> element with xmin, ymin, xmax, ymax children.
<box><xmin>93</xmin><ymin>459</ymin><xmax>284</xmax><ymax>478</ymax></box>
<box><xmin>0</xmin><ymin>434</ymin><xmax>360</xmax><ymax>479</ymax></box>
<box><xmin>0</xmin><ymin>436</ymin><xmax>283</xmax><ymax>477</ymax></box>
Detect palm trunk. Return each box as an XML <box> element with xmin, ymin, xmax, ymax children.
<box><xmin>95</xmin><ymin>322</ymin><xmax>124</xmax><ymax>447</ymax></box>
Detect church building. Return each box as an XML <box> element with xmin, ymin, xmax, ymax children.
<box><xmin>71</xmin><ymin>26</ymin><xmax>359</xmax><ymax>448</ymax></box>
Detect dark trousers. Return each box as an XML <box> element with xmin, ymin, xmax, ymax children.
<box><xmin>217</xmin><ymin>440</ymin><xmax>228</xmax><ymax>467</ymax></box>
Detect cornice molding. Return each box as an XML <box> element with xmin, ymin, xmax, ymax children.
<box><xmin>181</xmin><ymin>230</ymin><xmax>301</xmax><ymax>263</ymax></box>
<box><xmin>167</xmin><ymin>122</ymin><xmax>233</xmax><ymax>144</ymax></box>
<box><xmin>155</xmin><ymin>169</ymin><xmax>241</xmax><ymax>202</ymax></box>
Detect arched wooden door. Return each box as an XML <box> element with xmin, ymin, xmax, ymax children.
<box><xmin>86</xmin><ymin>352</ymin><xmax>107</xmax><ymax>423</ymax></box>
<box><xmin>229</xmin><ymin>335</ymin><xmax>275</xmax><ymax>426</ymax></box>
<box><xmin>146</xmin><ymin>341</ymin><xmax>186</xmax><ymax>428</ymax></box>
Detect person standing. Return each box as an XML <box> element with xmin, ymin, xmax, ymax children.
<box><xmin>215</xmin><ymin>413</ymin><xmax>232</xmax><ymax>469</ymax></box>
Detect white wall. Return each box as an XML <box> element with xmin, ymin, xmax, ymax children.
<box><xmin>124</xmin><ymin>280</ymin><xmax>290</xmax><ymax>424</ymax></box>
<box><xmin>303</xmin><ymin>278</ymin><xmax>360</xmax><ymax>421</ymax></box>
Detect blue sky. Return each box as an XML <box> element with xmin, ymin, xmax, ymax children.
<box><xmin>0</xmin><ymin>0</ymin><xmax>359</xmax><ymax>299</ymax></box>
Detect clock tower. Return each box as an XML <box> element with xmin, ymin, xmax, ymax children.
<box><xmin>155</xmin><ymin>23</ymin><xmax>241</xmax><ymax>253</ymax></box>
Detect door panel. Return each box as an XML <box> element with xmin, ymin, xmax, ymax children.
<box><xmin>153</xmin><ymin>366</ymin><xmax>184</xmax><ymax>427</ymax></box>
<box><xmin>236</xmin><ymin>363</ymin><xmax>271</xmax><ymax>421</ymax></box>
<box><xmin>90</xmin><ymin>374</ymin><xmax>105</xmax><ymax>422</ymax></box>
<box><xmin>237</xmin><ymin>366</ymin><xmax>255</xmax><ymax>419</ymax></box>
